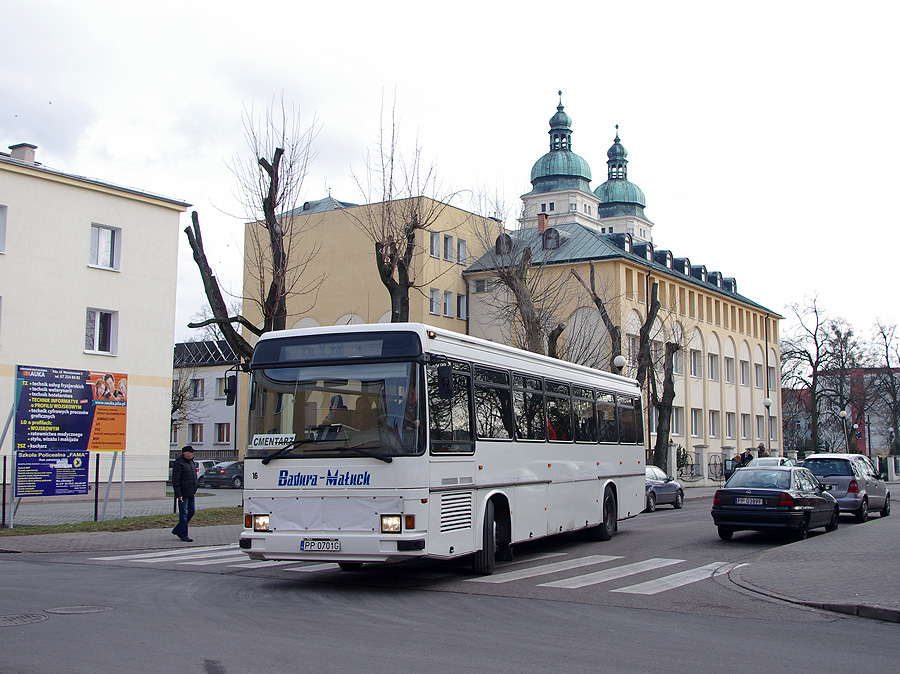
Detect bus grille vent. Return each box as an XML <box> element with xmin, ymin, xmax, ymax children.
<box><xmin>440</xmin><ymin>492</ymin><xmax>473</xmax><ymax>533</ymax></box>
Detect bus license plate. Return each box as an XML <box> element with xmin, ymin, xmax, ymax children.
<box><xmin>735</xmin><ymin>497</ymin><xmax>763</xmax><ymax>505</ymax></box>
<box><xmin>300</xmin><ymin>539</ymin><xmax>340</xmax><ymax>552</ymax></box>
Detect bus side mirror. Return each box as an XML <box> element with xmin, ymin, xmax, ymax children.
<box><xmin>225</xmin><ymin>374</ymin><xmax>237</xmax><ymax>406</ymax></box>
<box><xmin>437</xmin><ymin>364</ymin><xmax>454</xmax><ymax>400</ymax></box>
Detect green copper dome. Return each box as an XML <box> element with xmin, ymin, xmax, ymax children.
<box><xmin>528</xmin><ymin>92</ymin><xmax>592</xmax><ymax>194</ymax></box>
<box><xmin>594</xmin><ymin>127</ymin><xmax>647</xmax><ymax>217</ymax></box>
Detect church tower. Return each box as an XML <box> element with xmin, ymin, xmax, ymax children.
<box><xmin>594</xmin><ymin>126</ymin><xmax>654</xmax><ymax>242</ymax></box>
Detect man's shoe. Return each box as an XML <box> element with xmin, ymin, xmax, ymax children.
<box><xmin>172</xmin><ymin>529</ymin><xmax>181</xmax><ymax>538</ymax></box>
<box><xmin>179</xmin><ymin>536</ymin><xmax>193</xmax><ymax>542</ymax></box>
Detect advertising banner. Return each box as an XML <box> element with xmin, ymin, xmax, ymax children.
<box><xmin>14</xmin><ymin>450</ymin><xmax>90</xmax><ymax>497</ymax></box>
<box><xmin>14</xmin><ymin>365</ymin><xmax>128</xmax><ymax>452</ymax></box>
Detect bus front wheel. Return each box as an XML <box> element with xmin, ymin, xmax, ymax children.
<box><xmin>471</xmin><ymin>500</ymin><xmax>496</xmax><ymax>576</ymax></box>
<box><xmin>589</xmin><ymin>487</ymin><xmax>617</xmax><ymax>541</ymax></box>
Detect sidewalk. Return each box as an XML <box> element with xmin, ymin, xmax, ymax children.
<box><xmin>1</xmin><ymin>485</ymin><xmax>897</xmax><ymax>622</ymax></box>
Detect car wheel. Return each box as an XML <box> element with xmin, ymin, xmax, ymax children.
<box><xmin>232</xmin><ymin>476</ymin><xmax>243</xmax><ymax>489</ymax></box>
<box><xmin>793</xmin><ymin>515</ymin><xmax>809</xmax><ymax>541</ymax></box>
<box><xmin>717</xmin><ymin>527</ymin><xmax>733</xmax><ymax>540</ymax></box>
<box><xmin>645</xmin><ymin>492</ymin><xmax>656</xmax><ymax>513</ymax></box>
<box><xmin>855</xmin><ymin>498</ymin><xmax>868</xmax><ymax>523</ymax></box>
<box><xmin>825</xmin><ymin>507</ymin><xmax>839</xmax><ymax>532</ymax></box>
<box><xmin>880</xmin><ymin>495</ymin><xmax>891</xmax><ymax>517</ymax></box>
<box><xmin>471</xmin><ymin>500</ymin><xmax>496</xmax><ymax>575</ymax></box>
<box><xmin>338</xmin><ymin>562</ymin><xmax>363</xmax><ymax>571</ymax></box>
<box><xmin>673</xmin><ymin>490</ymin><xmax>684</xmax><ymax>509</ymax></box>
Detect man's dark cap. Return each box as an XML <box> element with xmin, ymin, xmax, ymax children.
<box><xmin>182</xmin><ymin>445</ymin><xmax>195</xmax><ymax>453</ymax></box>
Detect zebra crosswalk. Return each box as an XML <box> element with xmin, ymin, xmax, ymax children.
<box><xmin>90</xmin><ymin>546</ymin><xmax>742</xmax><ymax>596</ymax></box>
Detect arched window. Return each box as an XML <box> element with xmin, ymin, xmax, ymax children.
<box><xmin>542</xmin><ymin>228</ymin><xmax>560</xmax><ymax>250</ymax></box>
<box><xmin>495</xmin><ymin>233</ymin><xmax>512</xmax><ymax>255</ymax></box>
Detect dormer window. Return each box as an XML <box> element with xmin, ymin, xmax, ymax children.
<box><xmin>542</xmin><ymin>228</ymin><xmax>560</xmax><ymax>251</ymax></box>
<box><xmin>667</xmin><ymin>253</ymin><xmax>673</xmax><ymax>269</ymax></box>
<box><xmin>645</xmin><ymin>243</ymin><xmax>653</xmax><ymax>261</ymax></box>
<box><xmin>625</xmin><ymin>233</ymin><xmax>633</xmax><ymax>253</ymax></box>
<box><xmin>495</xmin><ymin>233</ymin><xmax>512</xmax><ymax>255</ymax></box>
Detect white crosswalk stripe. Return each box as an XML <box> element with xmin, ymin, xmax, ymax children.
<box><xmin>611</xmin><ymin>562</ymin><xmax>728</xmax><ymax>595</ymax></box>
<box><xmin>467</xmin><ymin>555</ymin><xmax>622</xmax><ymax>584</ymax></box>
<box><xmin>91</xmin><ymin>545</ymin><xmax>237</xmax><ymax>561</ymax></box>
<box><xmin>538</xmin><ymin>557</ymin><xmax>685</xmax><ymax>589</ymax></box>
<box><xmin>285</xmin><ymin>563</ymin><xmax>340</xmax><ymax>573</ymax></box>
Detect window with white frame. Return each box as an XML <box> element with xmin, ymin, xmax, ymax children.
<box><xmin>767</xmin><ymin>366</ymin><xmax>776</xmax><ymax>391</ymax></box>
<box><xmin>768</xmin><ymin>416</ymin><xmax>778</xmax><ymax>440</ymax></box>
<box><xmin>673</xmin><ymin>348</ymin><xmax>683</xmax><ymax>375</ymax></box>
<box><xmin>740</xmin><ymin>360</ymin><xmax>750</xmax><ymax>386</ymax></box>
<box><xmin>708</xmin><ymin>353</ymin><xmax>719</xmax><ymax>381</ymax></box>
<box><xmin>0</xmin><ymin>204</ymin><xmax>7</xmax><ymax>253</ymax></box>
<box><xmin>709</xmin><ymin>410</ymin><xmax>720</xmax><ymax>438</ymax></box>
<box><xmin>754</xmin><ymin>363</ymin><xmax>764</xmax><ymax>389</ymax></box>
<box><xmin>215</xmin><ymin>423</ymin><xmax>230</xmax><ymax>444</ymax></box>
<box><xmin>756</xmin><ymin>415</ymin><xmax>764</xmax><ymax>439</ymax></box>
<box><xmin>170</xmin><ymin>421</ymin><xmax>178</xmax><ymax>445</ymax></box>
<box><xmin>429</xmin><ymin>288</ymin><xmax>440</xmax><ymax>314</ymax></box>
<box><xmin>473</xmin><ymin>278</ymin><xmax>488</xmax><ymax>293</ymax></box>
<box><xmin>456</xmin><ymin>294</ymin><xmax>467</xmax><ymax>320</ymax></box>
<box><xmin>741</xmin><ymin>413</ymin><xmax>751</xmax><ymax>439</ymax></box>
<box><xmin>216</xmin><ymin>377</ymin><xmax>227</xmax><ymax>398</ymax></box>
<box><xmin>627</xmin><ymin>334</ymin><xmax>639</xmax><ymax>366</ymax></box>
<box><xmin>84</xmin><ymin>308</ymin><xmax>117</xmax><ymax>354</ymax></box>
<box><xmin>443</xmin><ymin>291</ymin><xmax>453</xmax><ymax>317</ymax></box>
<box><xmin>672</xmin><ymin>407</ymin><xmax>683</xmax><ymax>436</ymax></box>
<box><xmin>189</xmin><ymin>378</ymin><xmax>204</xmax><ymax>400</ymax></box>
<box><xmin>648</xmin><ymin>405</ymin><xmax>658</xmax><ymax>431</ymax></box>
<box><xmin>430</xmin><ymin>231</ymin><xmax>440</xmax><ymax>258</ymax></box>
<box><xmin>724</xmin><ymin>356</ymin><xmax>734</xmax><ymax>384</ymax></box>
<box><xmin>691</xmin><ymin>408</ymin><xmax>703</xmax><ymax>437</ymax></box>
<box><xmin>443</xmin><ymin>234</ymin><xmax>454</xmax><ymax>262</ymax></box>
<box><xmin>89</xmin><ymin>223</ymin><xmax>121</xmax><ymax>270</ymax></box>
<box><xmin>726</xmin><ymin>412</ymin><xmax>736</xmax><ymax>439</ymax></box>
<box><xmin>189</xmin><ymin>423</ymin><xmax>203</xmax><ymax>444</ymax></box>
<box><xmin>690</xmin><ymin>349</ymin><xmax>702</xmax><ymax>378</ymax></box>
<box><xmin>457</xmin><ymin>239</ymin><xmax>467</xmax><ymax>265</ymax></box>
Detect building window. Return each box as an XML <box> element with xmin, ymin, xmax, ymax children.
<box><xmin>456</xmin><ymin>294</ymin><xmax>467</xmax><ymax>320</ymax></box>
<box><xmin>457</xmin><ymin>239</ymin><xmax>467</xmax><ymax>265</ymax></box>
<box><xmin>767</xmin><ymin>366</ymin><xmax>776</xmax><ymax>392</ymax></box>
<box><xmin>709</xmin><ymin>410</ymin><xmax>720</xmax><ymax>438</ymax></box>
<box><xmin>473</xmin><ymin>279</ymin><xmax>487</xmax><ymax>293</ymax></box>
<box><xmin>443</xmin><ymin>235</ymin><xmax>454</xmax><ymax>262</ymax></box>
<box><xmin>89</xmin><ymin>223</ymin><xmax>121</xmax><ymax>270</ymax></box>
<box><xmin>741</xmin><ymin>414</ymin><xmax>751</xmax><ymax>440</ymax></box>
<box><xmin>673</xmin><ymin>349</ymin><xmax>683</xmax><ymax>375</ymax></box>
<box><xmin>215</xmin><ymin>423</ymin><xmax>231</xmax><ymax>444</ymax></box>
<box><xmin>189</xmin><ymin>423</ymin><xmax>203</xmax><ymax>444</ymax></box>
<box><xmin>430</xmin><ymin>231</ymin><xmax>440</xmax><ymax>258</ymax></box>
<box><xmin>443</xmin><ymin>291</ymin><xmax>453</xmax><ymax>317</ymax></box>
<box><xmin>740</xmin><ymin>360</ymin><xmax>750</xmax><ymax>386</ymax></box>
<box><xmin>429</xmin><ymin>288</ymin><xmax>440</xmax><ymax>315</ymax></box>
<box><xmin>627</xmin><ymin>334</ymin><xmax>639</xmax><ymax>367</ymax></box>
<box><xmin>189</xmin><ymin>378</ymin><xmax>204</xmax><ymax>400</ymax></box>
<box><xmin>216</xmin><ymin>377</ymin><xmax>227</xmax><ymax>399</ymax></box>
<box><xmin>690</xmin><ymin>349</ymin><xmax>702</xmax><ymax>378</ymax></box>
<box><xmin>768</xmin><ymin>415</ymin><xmax>778</xmax><ymax>441</ymax></box>
<box><xmin>724</xmin><ymin>356</ymin><xmax>734</xmax><ymax>384</ymax></box>
<box><xmin>691</xmin><ymin>408</ymin><xmax>703</xmax><ymax>437</ymax></box>
<box><xmin>756</xmin><ymin>415</ymin><xmax>765</xmax><ymax>440</ymax></box>
<box><xmin>0</xmin><ymin>204</ymin><xmax>7</xmax><ymax>253</ymax></box>
<box><xmin>541</xmin><ymin>203</ymin><xmax>546</xmax><ymax>212</ymax></box>
<box><xmin>726</xmin><ymin>412</ymin><xmax>736</xmax><ymax>439</ymax></box>
<box><xmin>549</xmin><ymin>202</ymin><xmax>555</xmax><ymax>211</ymax></box>
<box><xmin>672</xmin><ymin>407</ymin><xmax>683</xmax><ymax>436</ymax></box>
<box><xmin>708</xmin><ymin>353</ymin><xmax>719</xmax><ymax>381</ymax></box>
<box><xmin>754</xmin><ymin>363</ymin><xmax>764</xmax><ymax>389</ymax></box>
<box><xmin>85</xmin><ymin>308</ymin><xmax>117</xmax><ymax>354</ymax></box>
<box><xmin>170</xmin><ymin>422</ymin><xmax>178</xmax><ymax>445</ymax></box>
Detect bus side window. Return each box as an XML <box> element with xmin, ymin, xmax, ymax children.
<box><xmin>473</xmin><ymin>366</ymin><xmax>513</xmax><ymax>440</ymax></box>
<box><xmin>546</xmin><ymin>380</ymin><xmax>573</xmax><ymax>442</ymax></box>
<box><xmin>573</xmin><ymin>386</ymin><xmax>597</xmax><ymax>443</ymax></box>
<box><xmin>427</xmin><ymin>362</ymin><xmax>473</xmax><ymax>453</ymax></box>
<box><xmin>619</xmin><ymin>398</ymin><xmax>637</xmax><ymax>444</ymax></box>
<box><xmin>596</xmin><ymin>392</ymin><xmax>619</xmax><ymax>443</ymax></box>
<box><xmin>632</xmin><ymin>397</ymin><xmax>644</xmax><ymax>445</ymax></box>
<box><xmin>513</xmin><ymin>374</ymin><xmax>545</xmax><ymax>441</ymax></box>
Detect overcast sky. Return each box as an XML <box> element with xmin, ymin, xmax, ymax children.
<box><xmin>3</xmin><ymin>1</ymin><xmax>898</xmax><ymax>343</ymax></box>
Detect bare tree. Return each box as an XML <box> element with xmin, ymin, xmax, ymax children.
<box><xmin>171</xmin><ymin>365</ymin><xmax>205</xmax><ymax>429</ymax></box>
<box><xmin>347</xmin><ymin>100</ymin><xmax>457</xmax><ymax>322</ymax></box>
<box><xmin>189</xmin><ymin>301</ymin><xmax>243</xmax><ymax>342</ymax></box>
<box><xmin>184</xmin><ymin>97</ymin><xmax>322</xmax><ymax>360</ymax></box>
<box><xmin>872</xmin><ymin>321</ymin><xmax>900</xmax><ymax>454</ymax></box>
<box><xmin>819</xmin><ymin>318</ymin><xmax>874</xmax><ymax>451</ymax></box>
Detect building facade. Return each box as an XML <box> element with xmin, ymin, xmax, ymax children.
<box><xmin>0</xmin><ymin>143</ymin><xmax>189</xmax><ymax>495</ymax></box>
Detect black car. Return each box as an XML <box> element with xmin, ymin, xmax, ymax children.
<box><xmin>711</xmin><ymin>466</ymin><xmax>839</xmax><ymax>541</ymax></box>
<box><xmin>203</xmin><ymin>461</ymin><xmax>244</xmax><ymax>489</ymax></box>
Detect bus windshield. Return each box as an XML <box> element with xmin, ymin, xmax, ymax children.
<box><xmin>246</xmin><ymin>361</ymin><xmax>424</xmax><ymax>460</ymax></box>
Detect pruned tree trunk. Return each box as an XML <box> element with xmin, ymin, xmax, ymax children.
<box><xmin>652</xmin><ymin>342</ymin><xmax>680</xmax><ymax>469</ymax></box>
<box><xmin>570</xmin><ymin>265</ymin><xmax>622</xmax><ymax>371</ymax></box>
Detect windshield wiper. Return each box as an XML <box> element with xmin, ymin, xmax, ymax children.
<box><xmin>344</xmin><ymin>445</ymin><xmax>393</xmax><ymax>463</ymax></box>
<box><xmin>261</xmin><ymin>438</ymin><xmax>312</xmax><ymax>465</ymax></box>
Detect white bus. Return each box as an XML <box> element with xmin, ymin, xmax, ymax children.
<box><xmin>239</xmin><ymin>323</ymin><xmax>645</xmax><ymax>574</ymax></box>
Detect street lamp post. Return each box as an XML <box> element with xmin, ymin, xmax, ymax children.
<box><xmin>613</xmin><ymin>354</ymin><xmax>627</xmax><ymax>374</ymax></box>
<box><xmin>839</xmin><ymin>409</ymin><xmax>848</xmax><ymax>451</ymax></box>
<box><xmin>763</xmin><ymin>397</ymin><xmax>772</xmax><ymax>454</ymax></box>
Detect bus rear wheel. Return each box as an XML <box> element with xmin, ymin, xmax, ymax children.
<box><xmin>588</xmin><ymin>486</ymin><xmax>616</xmax><ymax>541</ymax></box>
<box><xmin>471</xmin><ymin>500</ymin><xmax>496</xmax><ymax>575</ymax></box>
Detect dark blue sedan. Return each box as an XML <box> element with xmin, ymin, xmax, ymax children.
<box><xmin>645</xmin><ymin>465</ymin><xmax>684</xmax><ymax>511</ymax></box>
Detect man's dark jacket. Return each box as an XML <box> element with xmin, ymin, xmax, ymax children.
<box><xmin>172</xmin><ymin>455</ymin><xmax>199</xmax><ymax>499</ymax></box>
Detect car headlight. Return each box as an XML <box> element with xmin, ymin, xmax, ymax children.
<box><xmin>381</xmin><ymin>515</ymin><xmax>402</xmax><ymax>533</ymax></box>
<box><xmin>253</xmin><ymin>514</ymin><xmax>270</xmax><ymax>532</ymax></box>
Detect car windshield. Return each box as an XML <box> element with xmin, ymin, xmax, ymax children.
<box><xmin>748</xmin><ymin>458</ymin><xmax>780</xmax><ymax>466</ymax></box>
<box><xmin>246</xmin><ymin>361</ymin><xmax>424</xmax><ymax>459</ymax></box>
<box><xmin>726</xmin><ymin>469</ymin><xmax>792</xmax><ymax>490</ymax></box>
<box><xmin>803</xmin><ymin>459</ymin><xmax>852</xmax><ymax>477</ymax></box>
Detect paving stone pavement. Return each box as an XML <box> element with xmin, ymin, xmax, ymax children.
<box><xmin>1</xmin><ymin>484</ymin><xmax>897</xmax><ymax>622</ymax></box>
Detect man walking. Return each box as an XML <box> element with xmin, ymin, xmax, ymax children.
<box><xmin>171</xmin><ymin>445</ymin><xmax>199</xmax><ymax>542</ymax></box>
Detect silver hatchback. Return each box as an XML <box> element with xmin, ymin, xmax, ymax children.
<box><xmin>800</xmin><ymin>454</ymin><xmax>890</xmax><ymax>522</ymax></box>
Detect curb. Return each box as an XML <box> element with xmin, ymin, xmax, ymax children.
<box><xmin>730</xmin><ymin>563</ymin><xmax>900</xmax><ymax>623</ymax></box>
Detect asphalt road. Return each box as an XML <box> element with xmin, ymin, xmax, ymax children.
<box><xmin>2</xmin><ymin>499</ymin><xmax>896</xmax><ymax>673</ymax></box>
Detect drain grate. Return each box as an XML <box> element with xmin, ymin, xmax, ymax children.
<box><xmin>44</xmin><ymin>605</ymin><xmax>115</xmax><ymax>615</ymax></box>
<box><xmin>0</xmin><ymin>614</ymin><xmax>49</xmax><ymax>627</ymax></box>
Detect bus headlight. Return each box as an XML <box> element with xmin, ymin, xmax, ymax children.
<box><xmin>381</xmin><ymin>515</ymin><xmax>402</xmax><ymax>533</ymax></box>
<box><xmin>253</xmin><ymin>514</ymin><xmax>270</xmax><ymax>532</ymax></box>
